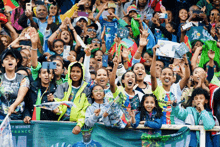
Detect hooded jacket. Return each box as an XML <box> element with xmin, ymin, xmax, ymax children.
<box><xmin>85</xmin><ymin>102</ymin><xmax>111</xmax><ymax>127</ymax></box>
<box><xmin>54</xmin><ymin>62</ymin><xmax>91</xmax><ymax>128</ymax></box>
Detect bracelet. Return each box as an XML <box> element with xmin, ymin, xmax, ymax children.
<box><xmin>58</xmin><ymin>28</ymin><xmax>62</xmax><ymax>32</ymax></box>
<box><xmin>31</xmin><ymin>48</ymin><xmax>37</xmax><ymax>51</ymax></box>
<box><xmin>185</xmin><ymin>63</ymin><xmax>189</xmax><ymax>66</ymax></box>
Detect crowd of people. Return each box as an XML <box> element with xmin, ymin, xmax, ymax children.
<box><xmin>0</xmin><ymin>0</ymin><xmax>220</xmax><ymax>146</ymax></box>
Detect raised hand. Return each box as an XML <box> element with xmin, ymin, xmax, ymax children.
<box><xmin>25</xmin><ymin>10</ymin><xmax>33</xmax><ymax>19</ymax></box>
<box><xmin>139</xmin><ymin>29</ymin><xmax>149</xmax><ymax>47</ymax></box>
<box><xmin>113</xmin><ymin>53</ymin><xmax>119</xmax><ymax>67</ymax></box>
<box><xmin>84</xmin><ymin>44</ymin><xmax>93</xmax><ymax>56</ymax></box>
<box><xmin>152</xmin><ymin>45</ymin><xmax>160</xmax><ymax>55</ymax></box>
<box><xmin>47</xmin><ymin>14</ymin><xmax>54</xmax><ymax>25</ymax></box>
<box><xmin>208</xmin><ymin>49</ymin><xmax>215</xmax><ymax>60</ymax></box>
<box><xmin>77</xmin><ymin>0</ymin><xmax>88</xmax><ymax>6</ymax></box>
<box><xmin>30</xmin><ymin>28</ymin><xmax>39</xmax><ymax>44</ymax></box>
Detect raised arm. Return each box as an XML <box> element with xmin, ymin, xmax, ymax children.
<box><xmin>179</xmin><ymin>55</ymin><xmax>190</xmax><ymax>90</ymax></box>
<box><xmin>133</xmin><ymin>29</ymin><xmax>149</xmax><ymax>60</ymax></box>
<box><xmin>95</xmin><ymin>3</ymin><xmax>108</xmax><ymax>21</ymax></box>
<box><xmin>101</xmin><ymin>26</ymin><xmax>106</xmax><ymax>53</ymax></box>
<box><xmin>110</xmin><ymin>54</ymin><xmax>119</xmax><ymax>93</ymax></box>
<box><xmin>150</xmin><ymin>45</ymin><xmax>160</xmax><ymax>91</ymax></box>
<box><xmin>191</xmin><ymin>46</ymin><xmax>203</xmax><ymax>70</ymax></box>
<box><xmin>30</xmin><ymin>28</ymin><xmax>40</xmax><ymax>68</ymax></box>
<box><xmin>4</xmin><ymin>22</ymin><xmax>18</xmax><ymax>41</ymax></box>
<box><xmin>48</xmin><ymin>22</ymin><xmax>67</xmax><ymax>50</ymax></box>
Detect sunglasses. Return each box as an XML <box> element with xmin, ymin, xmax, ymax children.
<box><xmin>93</xmin><ymin>89</ymin><xmax>104</xmax><ymax>93</ymax></box>
<box><xmin>87</xmin><ymin>29</ymin><xmax>96</xmax><ymax>32</ymax></box>
<box><xmin>92</xmin><ymin>40</ymin><xmax>100</xmax><ymax>44</ymax></box>
<box><xmin>107</xmin><ymin>69</ymin><xmax>112</xmax><ymax>72</ymax></box>
<box><xmin>211</xmin><ymin>13</ymin><xmax>220</xmax><ymax>16</ymax></box>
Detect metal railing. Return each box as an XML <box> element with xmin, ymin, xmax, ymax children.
<box><xmin>135</xmin><ymin>124</ymin><xmax>220</xmax><ymax>147</ymax></box>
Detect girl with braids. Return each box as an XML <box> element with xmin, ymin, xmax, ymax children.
<box><xmin>130</xmin><ymin>94</ymin><xmax>163</xmax><ymax>135</ymax></box>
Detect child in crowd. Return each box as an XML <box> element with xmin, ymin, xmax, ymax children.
<box><xmin>85</xmin><ymin>85</ymin><xmax>110</xmax><ymax>127</ymax></box>
<box><xmin>52</xmin><ymin>39</ymin><xmax>65</xmax><ymax>55</ymax></box>
<box><xmin>130</xmin><ymin>94</ymin><xmax>163</xmax><ymax>135</ymax></box>
<box><xmin>172</xmin><ymin>88</ymin><xmax>216</xmax><ymax>147</ymax></box>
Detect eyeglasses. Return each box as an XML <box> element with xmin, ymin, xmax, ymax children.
<box><xmin>93</xmin><ymin>89</ymin><xmax>104</xmax><ymax>93</ymax></box>
<box><xmin>87</xmin><ymin>29</ymin><xmax>96</xmax><ymax>32</ymax></box>
<box><xmin>92</xmin><ymin>40</ymin><xmax>100</xmax><ymax>44</ymax></box>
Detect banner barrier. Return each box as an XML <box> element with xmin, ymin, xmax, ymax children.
<box><xmin>0</xmin><ymin>120</ymin><xmax>192</xmax><ymax>147</ymax></box>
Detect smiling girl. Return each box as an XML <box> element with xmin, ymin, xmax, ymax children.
<box><xmin>130</xmin><ymin>94</ymin><xmax>163</xmax><ymax>135</ymax></box>
<box><xmin>85</xmin><ymin>85</ymin><xmax>111</xmax><ymax>127</ymax></box>
<box><xmin>150</xmin><ymin>45</ymin><xmax>190</xmax><ymax>124</ymax></box>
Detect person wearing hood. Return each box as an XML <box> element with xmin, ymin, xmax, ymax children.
<box><xmin>0</xmin><ymin>48</ymin><xmax>30</xmax><ymax>120</ymax></box>
<box><xmin>52</xmin><ymin>60</ymin><xmax>91</xmax><ymax>134</ymax></box>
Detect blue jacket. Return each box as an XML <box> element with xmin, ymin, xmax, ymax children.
<box><xmin>131</xmin><ymin>109</ymin><xmax>162</xmax><ymax>135</ymax></box>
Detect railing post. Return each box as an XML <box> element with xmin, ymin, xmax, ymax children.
<box><xmin>200</xmin><ymin>127</ymin><xmax>206</xmax><ymax>147</ymax></box>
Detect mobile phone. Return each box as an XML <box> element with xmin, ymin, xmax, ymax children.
<box><xmin>42</xmin><ymin>62</ymin><xmax>57</xmax><ymax>69</ymax></box>
<box><xmin>182</xmin><ymin>22</ymin><xmax>193</xmax><ymax>30</ymax></box>
<box><xmin>35</xmin><ymin>0</ymin><xmax>44</xmax><ymax>5</ymax></box>
<box><xmin>193</xmin><ymin>10</ymin><xmax>203</xmax><ymax>14</ymax></box>
<box><xmin>77</xmin><ymin>12</ymin><xmax>89</xmax><ymax>17</ymax></box>
<box><xmin>63</xmin><ymin>45</ymin><xmax>70</xmax><ymax>60</ymax></box>
<box><xmin>26</xmin><ymin>3</ymin><xmax>32</xmax><ymax>12</ymax></box>
<box><xmin>158</xmin><ymin>13</ymin><xmax>168</xmax><ymax>19</ymax></box>
<box><xmin>102</xmin><ymin>54</ymin><xmax>108</xmax><ymax>67</ymax></box>
<box><xmin>102</xmin><ymin>11</ymin><xmax>109</xmax><ymax>19</ymax></box>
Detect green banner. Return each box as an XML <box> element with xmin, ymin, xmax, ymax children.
<box><xmin>2</xmin><ymin>121</ymin><xmax>191</xmax><ymax>147</ymax></box>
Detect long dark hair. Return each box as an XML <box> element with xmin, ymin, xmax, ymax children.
<box><xmin>90</xmin><ymin>84</ymin><xmax>104</xmax><ymax>103</ymax></box>
<box><xmin>139</xmin><ymin>94</ymin><xmax>163</xmax><ymax>120</ymax></box>
<box><xmin>70</xmin><ymin>63</ymin><xmax>83</xmax><ymax>86</ymax></box>
<box><xmin>37</xmin><ymin>67</ymin><xmax>57</xmax><ymax>89</ymax></box>
<box><xmin>185</xmin><ymin>88</ymin><xmax>211</xmax><ymax>110</ymax></box>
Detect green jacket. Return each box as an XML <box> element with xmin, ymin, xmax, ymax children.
<box><xmin>54</xmin><ymin>62</ymin><xmax>91</xmax><ymax>128</ymax></box>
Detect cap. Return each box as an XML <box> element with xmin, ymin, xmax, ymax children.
<box><xmin>127</xmin><ymin>5</ymin><xmax>138</xmax><ymax>15</ymax></box>
<box><xmin>1</xmin><ymin>49</ymin><xmax>17</xmax><ymax>62</ymax></box>
<box><xmin>75</xmin><ymin>16</ymin><xmax>88</xmax><ymax>23</ymax></box>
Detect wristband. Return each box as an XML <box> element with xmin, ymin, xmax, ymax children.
<box><xmin>31</xmin><ymin>47</ymin><xmax>37</xmax><ymax>51</ymax></box>
<box><xmin>185</xmin><ymin>63</ymin><xmax>189</xmax><ymax>66</ymax></box>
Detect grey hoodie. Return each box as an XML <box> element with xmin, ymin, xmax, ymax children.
<box><xmin>85</xmin><ymin>102</ymin><xmax>111</xmax><ymax>127</ymax></box>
